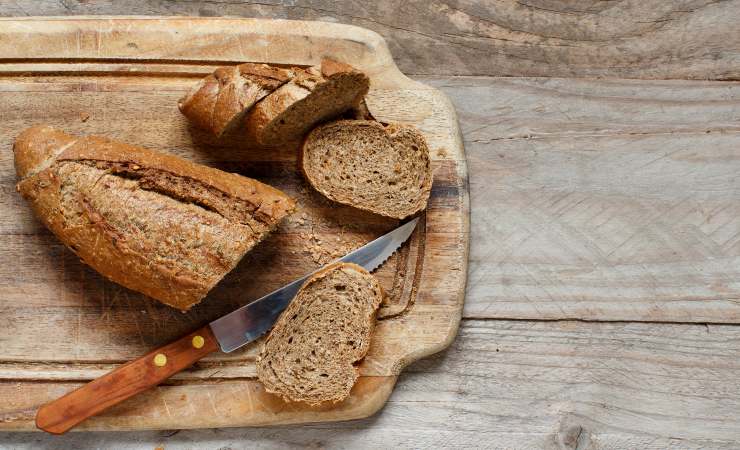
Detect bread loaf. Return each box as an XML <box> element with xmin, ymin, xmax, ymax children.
<box><xmin>245</xmin><ymin>59</ymin><xmax>369</xmax><ymax>146</ymax></box>
<box><xmin>178</xmin><ymin>63</ymin><xmax>294</xmax><ymax>137</ymax></box>
<box><xmin>301</xmin><ymin>120</ymin><xmax>432</xmax><ymax>219</ymax></box>
<box><xmin>14</xmin><ymin>125</ymin><xmax>295</xmax><ymax>310</ymax></box>
<box><xmin>256</xmin><ymin>262</ymin><xmax>383</xmax><ymax>405</ymax></box>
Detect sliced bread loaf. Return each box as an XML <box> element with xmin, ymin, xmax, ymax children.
<box><xmin>301</xmin><ymin>120</ymin><xmax>433</xmax><ymax>219</ymax></box>
<box><xmin>178</xmin><ymin>63</ymin><xmax>294</xmax><ymax>137</ymax></box>
<box><xmin>256</xmin><ymin>262</ymin><xmax>383</xmax><ymax>405</ymax></box>
<box><xmin>245</xmin><ymin>59</ymin><xmax>369</xmax><ymax>146</ymax></box>
<box><xmin>14</xmin><ymin>125</ymin><xmax>296</xmax><ymax>310</ymax></box>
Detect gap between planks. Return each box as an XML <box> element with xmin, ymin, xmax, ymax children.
<box><xmin>463</xmin><ymin>317</ymin><xmax>739</xmax><ymax>327</ymax></box>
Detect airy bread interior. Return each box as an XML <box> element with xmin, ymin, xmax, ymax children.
<box><xmin>301</xmin><ymin>120</ymin><xmax>433</xmax><ymax>219</ymax></box>
<box><xmin>256</xmin><ymin>263</ymin><xmax>383</xmax><ymax>405</ymax></box>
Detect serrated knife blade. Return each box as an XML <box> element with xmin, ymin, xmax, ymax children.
<box><xmin>209</xmin><ymin>217</ymin><xmax>420</xmax><ymax>353</ymax></box>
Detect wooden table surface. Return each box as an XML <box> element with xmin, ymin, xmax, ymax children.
<box><xmin>1</xmin><ymin>1</ymin><xmax>739</xmax><ymax>449</ymax></box>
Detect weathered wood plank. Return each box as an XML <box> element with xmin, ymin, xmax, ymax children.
<box><xmin>422</xmin><ymin>76</ymin><xmax>740</xmax><ymax>322</ymax></box>
<box><xmin>2</xmin><ymin>1</ymin><xmax>739</xmax><ymax>79</ymax></box>
<box><xmin>3</xmin><ymin>319</ymin><xmax>740</xmax><ymax>448</ymax></box>
<box><xmin>424</xmin><ymin>76</ymin><xmax>740</xmax><ymax>139</ymax></box>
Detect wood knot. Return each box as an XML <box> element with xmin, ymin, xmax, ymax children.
<box><xmin>556</xmin><ymin>424</ymin><xmax>591</xmax><ymax>450</ymax></box>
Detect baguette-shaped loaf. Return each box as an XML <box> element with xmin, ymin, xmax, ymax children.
<box><xmin>14</xmin><ymin>126</ymin><xmax>296</xmax><ymax>310</ymax></box>
<box><xmin>245</xmin><ymin>59</ymin><xmax>369</xmax><ymax>146</ymax></box>
<box><xmin>301</xmin><ymin>120</ymin><xmax>433</xmax><ymax>219</ymax></box>
<box><xmin>178</xmin><ymin>63</ymin><xmax>295</xmax><ymax>137</ymax></box>
<box><xmin>256</xmin><ymin>262</ymin><xmax>383</xmax><ymax>405</ymax></box>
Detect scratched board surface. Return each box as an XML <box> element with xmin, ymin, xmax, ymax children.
<box><xmin>0</xmin><ymin>17</ymin><xmax>468</xmax><ymax>430</ymax></box>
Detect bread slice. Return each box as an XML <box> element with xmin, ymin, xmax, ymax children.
<box><xmin>256</xmin><ymin>262</ymin><xmax>383</xmax><ymax>405</ymax></box>
<box><xmin>343</xmin><ymin>98</ymin><xmax>376</xmax><ymax>121</ymax></box>
<box><xmin>245</xmin><ymin>59</ymin><xmax>369</xmax><ymax>146</ymax></box>
<box><xmin>14</xmin><ymin>125</ymin><xmax>296</xmax><ymax>310</ymax></box>
<box><xmin>301</xmin><ymin>120</ymin><xmax>433</xmax><ymax>219</ymax></box>
<box><xmin>178</xmin><ymin>63</ymin><xmax>294</xmax><ymax>137</ymax></box>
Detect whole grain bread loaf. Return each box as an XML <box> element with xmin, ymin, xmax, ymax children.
<box><xmin>245</xmin><ymin>59</ymin><xmax>369</xmax><ymax>146</ymax></box>
<box><xmin>256</xmin><ymin>262</ymin><xmax>383</xmax><ymax>405</ymax></box>
<box><xmin>14</xmin><ymin>125</ymin><xmax>295</xmax><ymax>310</ymax></box>
<box><xmin>301</xmin><ymin>120</ymin><xmax>432</xmax><ymax>219</ymax></box>
<box><xmin>178</xmin><ymin>63</ymin><xmax>295</xmax><ymax>137</ymax></box>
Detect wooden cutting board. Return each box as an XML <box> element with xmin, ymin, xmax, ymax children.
<box><xmin>0</xmin><ymin>17</ymin><xmax>468</xmax><ymax>431</ymax></box>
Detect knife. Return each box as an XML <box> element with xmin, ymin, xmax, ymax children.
<box><xmin>35</xmin><ymin>218</ymin><xmax>420</xmax><ymax>434</ymax></box>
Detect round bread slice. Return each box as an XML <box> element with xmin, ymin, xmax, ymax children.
<box><xmin>256</xmin><ymin>262</ymin><xmax>383</xmax><ymax>405</ymax></box>
<box><xmin>301</xmin><ymin>120</ymin><xmax>433</xmax><ymax>219</ymax></box>
<box><xmin>178</xmin><ymin>63</ymin><xmax>294</xmax><ymax>137</ymax></box>
<box><xmin>245</xmin><ymin>59</ymin><xmax>370</xmax><ymax>146</ymax></box>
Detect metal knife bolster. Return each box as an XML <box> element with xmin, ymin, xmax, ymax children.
<box><xmin>209</xmin><ymin>217</ymin><xmax>420</xmax><ymax>353</ymax></box>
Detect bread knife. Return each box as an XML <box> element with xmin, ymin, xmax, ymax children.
<box><xmin>35</xmin><ymin>217</ymin><xmax>420</xmax><ymax>434</ymax></box>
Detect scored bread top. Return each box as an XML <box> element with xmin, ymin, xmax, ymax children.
<box><xmin>60</xmin><ymin>134</ymin><xmax>294</xmax><ymax>221</ymax></box>
<box><xmin>13</xmin><ymin>125</ymin><xmax>78</xmax><ymax>179</ymax></box>
<box><xmin>14</xmin><ymin>125</ymin><xmax>296</xmax><ymax>310</ymax></box>
<box><xmin>301</xmin><ymin>120</ymin><xmax>433</xmax><ymax>220</ymax></box>
<box><xmin>245</xmin><ymin>58</ymin><xmax>370</xmax><ymax>146</ymax></box>
<box><xmin>178</xmin><ymin>63</ymin><xmax>295</xmax><ymax>137</ymax></box>
<box><xmin>256</xmin><ymin>262</ymin><xmax>383</xmax><ymax>405</ymax></box>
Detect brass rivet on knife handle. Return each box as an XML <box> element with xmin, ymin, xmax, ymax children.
<box><xmin>192</xmin><ymin>335</ymin><xmax>205</xmax><ymax>349</ymax></box>
<box><xmin>35</xmin><ymin>325</ymin><xmax>219</xmax><ymax>434</ymax></box>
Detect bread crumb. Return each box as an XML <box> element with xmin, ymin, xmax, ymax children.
<box><xmin>437</xmin><ymin>148</ymin><xmax>448</xmax><ymax>157</ymax></box>
<box><xmin>80</xmin><ymin>112</ymin><xmax>90</xmax><ymax>122</ymax></box>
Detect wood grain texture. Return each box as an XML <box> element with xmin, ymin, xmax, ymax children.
<box><xmin>0</xmin><ymin>18</ymin><xmax>469</xmax><ymax>431</ymax></box>
<box><xmin>1</xmin><ymin>1</ymin><xmax>739</xmax><ymax>79</ymax></box>
<box><xmin>1</xmin><ymin>376</ymin><xmax>398</xmax><ymax>432</ymax></box>
<box><xmin>0</xmin><ymin>5</ymin><xmax>737</xmax><ymax>447</ymax></box>
<box><xmin>5</xmin><ymin>320</ymin><xmax>740</xmax><ymax>447</ymax></box>
<box><xmin>422</xmin><ymin>76</ymin><xmax>740</xmax><ymax>322</ymax></box>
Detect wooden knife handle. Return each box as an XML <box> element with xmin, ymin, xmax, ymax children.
<box><xmin>35</xmin><ymin>325</ymin><xmax>220</xmax><ymax>434</ymax></box>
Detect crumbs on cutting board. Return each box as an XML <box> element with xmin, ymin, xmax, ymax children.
<box><xmin>288</xmin><ymin>183</ymin><xmax>367</xmax><ymax>265</ymax></box>
<box><xmin>298</xmin><ymin>227</ymin><xmax>362</xmax><ymax>265</ymax></box>
<box><xmin>288</xmin><ymin>213</ymin><xmax>363</xmax><ymax>265</ymax></box>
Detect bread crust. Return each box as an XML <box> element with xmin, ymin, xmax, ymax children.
<box><xmin>178</xmin><ymin>63</ymin><xmax>294</xmax><ymax>137</ymax></box>
<box><xmin>14</xmin><ymin>125</ymin><xmax>296</xmax><ymax>310</ymax></box>
<box><xmin>245</xmin><ymin>59</ymin><xmax>370</xmax><ymax>146</ymax></box>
